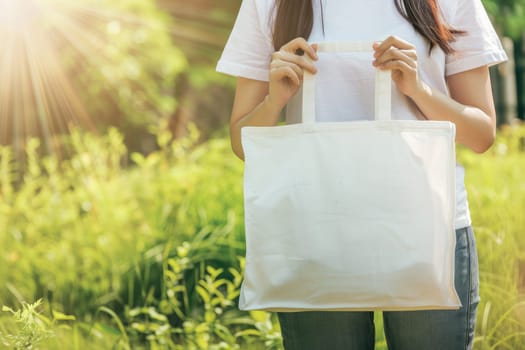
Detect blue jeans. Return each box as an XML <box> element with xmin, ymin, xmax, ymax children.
<box><xmin>278</xmin><ymin>226</ymin><xmax>479</xmax><ymax>350</ymax></box>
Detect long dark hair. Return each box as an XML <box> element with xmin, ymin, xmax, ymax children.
<box><xmin>272</xmin><ymin>0</ymin><xmax>464</xmax><ymax>54</ymax></box>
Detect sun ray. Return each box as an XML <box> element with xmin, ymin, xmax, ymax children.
<box><xmin>0</xmin><ymin>35</ymin><xmax>14</xmax><ymax>144</ymax></box>
<box><xmin>24</xmin><ymin>19</ymin><xmax>96</xmax><ymax>152</ymax></box>
<box><xmin>0</xmin><ymin>0</ymin><xmax>106</xmax><ymax>155</ymax></box>
<box><xmin>0</xmin><ymin>0</ymin><xmax>185</xmax><ymax>157</ymax></box>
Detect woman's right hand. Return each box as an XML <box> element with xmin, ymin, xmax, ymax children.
<box><xmin>268</xmin><ymin>38</ymin><xmax>318</xmax><ymax>111</ymax></box>
<box><xmin>228</xmin><ymin>38</ymin><xmax>317</xmax><ymax>160</ymax></box>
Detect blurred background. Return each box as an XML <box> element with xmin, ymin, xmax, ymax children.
<box><xmin>0</xmin><ymin>0</ymin><xmax>524</xmax><ymax>349</ymax></box>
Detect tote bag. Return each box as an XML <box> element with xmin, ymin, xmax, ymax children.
<box><xmin>240</xmin><ymin>42</ymin><xmax>461</xmax><ymax>311</ymax></box>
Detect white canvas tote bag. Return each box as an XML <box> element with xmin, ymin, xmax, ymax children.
<box><xmin>240</xmin><ymin>42</ymin><xmax>461</xmax><ymax>311</ymax></box>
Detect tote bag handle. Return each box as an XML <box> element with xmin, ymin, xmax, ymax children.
<box><xmin>302</xmin><ymin>41</ymin><xmax>392</xmax><ymax>124</ymax></box>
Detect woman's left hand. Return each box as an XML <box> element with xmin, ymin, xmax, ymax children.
<box><xmin>373</xmin><ymin>36</ymin><xmax>423</xmax><ymax>99</ymax></box>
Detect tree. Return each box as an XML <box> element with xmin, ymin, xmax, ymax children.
<box><xmin>57</xmin><ymin>0</ymin><xmax>188</xmax><ymax>152</ymax></box>
<box><xmin>483</xmin><ymin>0</ymin><xmax>525</xmax><ymax>38</ymax></box>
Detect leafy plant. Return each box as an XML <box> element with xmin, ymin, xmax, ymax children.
<box><xmin>459</xmin><ymin>125</ymin><xmax>525</xmax><ymax>349</ymax></box>
<box><xmin>1</xmin><ymin>125</ymin><xmax>524</xmax><ymax>349</ymax></box>
<box><xmin>0</xmin><ymin>299</ymin><xmax>75</xmax><ymax>350</ymax></box>
<box><xmin>124</xmin><ymin>238</ymin><xmax>281</xmax><ymax>349</ymax></box>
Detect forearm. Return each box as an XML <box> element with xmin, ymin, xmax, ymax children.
<box><xmin>230</xmin><ymin>95</ymin><xmax>283</xmax><ymax>160</ymax></box>
<box><xmin>410</xmin><ymin>82</ymin><xmax>496</xmax><ymax>153</ymax></box>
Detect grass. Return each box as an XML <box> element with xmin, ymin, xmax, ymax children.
<box><xmin>460</xmin><ymin>125</ymin><xmax>525</xmax><ymax>349</ymax></box>
<box><xmin>0</xmin><ymin>124</ymin><xmax>524</xmax><ymax>349</ymax></box>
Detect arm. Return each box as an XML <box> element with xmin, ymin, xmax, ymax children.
<box><xmin>373</xmin><ymin>36</ymin><xmax>497</xmax><ymax>153</ymax></box>
<box><xmin>229</xmin><ymin>38</ymin><xmax>318</xmax><ymax>160</ymax></box>
<box><xmin>410</xmin><ymin>67</ymin><xmax>496</xmax><ymax>153</ymax></box>
<box><xmin>229</xmin><ymin>78</ymin><xmax>278</xmax><ymax>160</ymax></box>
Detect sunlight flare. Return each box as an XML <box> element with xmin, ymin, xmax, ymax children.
<box><xmin>0</xmin><ymin>0</ymin><xmax>97</xmax><ymax>154</ymax></box>
<box><xmin>0</xmin><ymin>0</ymin><xmax>183</xmax><ymax>155</ymax></box>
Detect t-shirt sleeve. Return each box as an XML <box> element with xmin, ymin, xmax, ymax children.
<box><xmin>216</xmin><ymin>0</ymin><xmax>274</xmax><ymax>82</ymax></box>
<box><xmin>444</xmin><ymin>0</ymin><xmax>508</xmax><ymax>76</ymax></box>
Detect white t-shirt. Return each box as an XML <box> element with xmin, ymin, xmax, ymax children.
<box><xmin>217</xmin><ymin>0</ymin><xmax>507</xmax><ymax>229</ymax></box>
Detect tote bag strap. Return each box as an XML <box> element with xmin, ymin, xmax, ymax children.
<box><xmin>302</xmin><ymin>41</ymin><xmax>392</xmax><ymax>124</ymax></box>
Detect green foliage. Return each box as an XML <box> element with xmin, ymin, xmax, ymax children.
<box><xmin>55</xmin><ymin>0</ymin><xmax>187</xmax><ymax>141</ymax></box>
<box><xmin>0</xmin><ymin>300</ymin><xmax>53</xmax><ymax>349</ymax></box>
<box><xmin>0</xmin><ymin>125</ymin><xmax>270</xmax><ymax>349</ymax></box>
<box><xmin>124</xmin><ymin>261</ymin><xmax>280</xmax><ymax>350</ymax></box>
<box><xmin>0</xmin><ymin>125</ymin><xmax>244</xmax><ymax>318</ymax></box>
<box><xmin>0</xmin><ymin>299</ymin><xmax>75</xmax><ymax>350</ymax></box>
<box><xmin>482</xmin><ymin>0</ymin><xmax>525</xmax><ymax>38</ymax></box>
<box><xmin>458</xmin><ymin>125</ymin><xmax>525</xmax><ymax>349</ymax></box>
<box><xmin>0</xmin><ymin>125</ymin><xmax>524</xmax><ymax>348</ymax></box>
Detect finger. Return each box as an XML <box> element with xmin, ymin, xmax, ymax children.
<box><xmin>271</xmin><ymin>59</ymin><xmax>303</xmax><ymax>79</ymax></box>
<box><xmin>379</xmin><ymin>35</ymin><xmax>415</xmax><ymax>50</ymax></box>
<box><xmin>271</xmin><ymin>66</ymin><xmax>301</xmax><ymax>86</ymax></box>
<box><xmin>383</xmin><ymin>48</ymin><xmax>417</xmax><ymax>61</ymax></box>
<box><xmin>374</xmin><ymin>49</ymin><xmax>417</xmax><ymax>69</ymax></box>
<box><xmin>378</xmin><ymin>59</ymin><xmax>415</xmax><ymax>74</ymax></box>
<box><xmin>285</xmin><ymin>51</ymin><xmax>318</xmax><ymax>73</ymax></box>
<box><xmin>297</xmin><ymin>43</ymin><xmax>319</xmax><ymax>57</ymax></box>
<box><xmin>404</xmin><ymin>49</ymin><xmax>417</xmax><ymax>60</ymax></box>
<box><xmin>281</xmin><ymin>37</ymin><xmax>318</xmax><ymax>60</ymax></box>
<box><xmin>272</xmin><ymin>51</ymin><xmax>317</xmax><ymax>74</ymax></box>
<box><xmin>272</xmin><ymin>52</ymin><xmax>317</xmax><ymax>74</ymax></box>
<box><xmin>373</xmin><ymin>35</ymin><xmax>415</xmax><ymax>58</ymax></box>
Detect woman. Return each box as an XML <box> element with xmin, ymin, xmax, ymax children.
<box><xmin>217</xmin><ymin>0</ymin><xmax>507</xmax><ymax>349</ymax></box>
